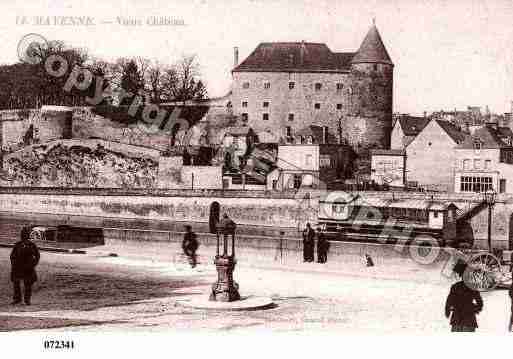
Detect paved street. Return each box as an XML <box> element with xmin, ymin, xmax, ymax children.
<box><xmin>0</xmin><ymin>247</ymin><xmax>511</xmax><ymax>333</ymax></box>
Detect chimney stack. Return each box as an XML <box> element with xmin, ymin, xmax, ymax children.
<box><xmin>322</xmin><ymin>126</ymin><xmax>329</xmax><ymax>144</ymax></box>
<box><xmin>233</xmin><ymin>47</ymin><xmax>239</xmax><ymax>67</ymax></box>
<box><xmin>300</xmin><ymin>40</ymin><xmax>306</xmax><ymax>65</ymax></box>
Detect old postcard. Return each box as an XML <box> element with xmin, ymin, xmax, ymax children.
<box><xmin>0</xmin><ymin>0</ymin><xmax>512</xmax><ymax>356</ymax></box>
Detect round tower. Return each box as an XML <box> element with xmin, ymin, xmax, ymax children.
<box><xmin>345</xmin><ymin>21</ymin><xmax>393</xmax><ymax>150</ymax></box>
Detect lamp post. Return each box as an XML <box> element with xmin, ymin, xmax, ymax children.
<box><xmin>483</xmin><ymin>188</ymin><xmax>496</xmax><ymax>251</ymax></box>
<box><xmin>209</xmin><ymin>214</ymin><xmax>240</xmax><ymax>302</ymax></box>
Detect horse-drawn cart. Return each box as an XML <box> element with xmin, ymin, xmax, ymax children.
<box><xmin>456</xmin><ymin>247</ymin><xmax>512</xmax><ymax>291</ymax></box>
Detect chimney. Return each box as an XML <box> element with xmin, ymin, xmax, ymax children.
<box><xmin>300</xmin><ymin>40</ymin><xmax>306</xmax><ymax>65</ymax></box>
<box><xmin>322</xmin><ymin>126</ymin><xmax>329</xmax><ymax>144</ymax></box>
<box><xmin>233</xmin><ymin>46</ymin><xmax>239</xmax><ymax>67</ymax></box>
<box><xmin>423</xmin><ymin>111</ymin><xmax>427</xmax><ymax>118</ymax></box>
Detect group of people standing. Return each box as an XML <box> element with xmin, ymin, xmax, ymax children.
<box><xmin>302</xmin><ymin>223</ymin><xmax>330</xmax><ymax>264</ymax></box>
<box><xmin>7</xmin><ymin>223</ymin><xmax>513</xmax><ymax>333</ymax></box>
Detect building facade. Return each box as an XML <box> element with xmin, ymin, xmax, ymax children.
<box><xmin>231</xmin><ymin>23</ymin><xmax>394</xmax><ymax>150</ymax></box>
<box><xmin>405</xmin><ymin>119</ymin><xmax>468</xmax><ymax>191</ymax></box>
<box><xmin>370</xmin><ymin>149</ymin><xmax>406</xmax><ymax>187</ymax></box>
<box><xmin>454</xmin><ymin>124</ymin><xmax>513</xmax><ymax>194</ymax></box>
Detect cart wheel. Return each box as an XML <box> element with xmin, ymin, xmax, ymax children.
<box><xmin>30</xmin><ymin>229</ymin><xmax>43</xmax><ymax>242</ymax></box>
<box><xmin>465</xmin><ymin>253</ymin><xmax>502</xmax><ymax>291</ymax></box>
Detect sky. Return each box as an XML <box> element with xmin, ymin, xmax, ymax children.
<box><xmin>0</xmin><ymin>0</ymin><xmax>512</xmax><ymax>115</ymax></box>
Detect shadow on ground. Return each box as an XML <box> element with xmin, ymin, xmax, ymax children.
<box><xmin>0</xmin><ymin>315</ymin><xmax>116</xmax><ymax>331</ymax></box>
<box><xmin>0</xmin><ymin>252</ymin><xmax>211</xmax><ymax>315</ymax></box>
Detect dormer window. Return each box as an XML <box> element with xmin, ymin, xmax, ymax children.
<box><xmin>473</xmin><ymin>140</ymin><xmax>482</xmax><ymax>150</ymax></box>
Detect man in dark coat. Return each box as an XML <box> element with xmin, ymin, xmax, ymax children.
<box><xmin>302</xmin><ymin>223</ymin><xmax>315</xmax><ymax>262</ymax></box>
<box><xmin>316</xmin><ymin>227</ymin><xmax>329</xmax><ymax>264</ymax></box>
<box><xmin>182</xmin><ymin>225</ymin><xmax>199</xmax><ymax>268</ymax></box>
<box><xmin>10</xmin><ymin>226</ymin><xmax>40</xmax><ymax>305</ymax></box>
<box><xmin>445</xmin><ymin>260</ymin><xmax>483</xmax><ymax>332</ymax></box>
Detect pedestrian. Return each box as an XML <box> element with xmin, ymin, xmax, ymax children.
<box><xmin>302</xmin><ymin>223</ymin><xmax>315</xmax><ymax>262</ymax></box>
<box><xmin>182</xmin><ymin>225</ymin><xmax>199</xmax><ymax>268</ymax></box>
<box><xmin>316</xmin><ymin>227</ymin><xmax>329</xmax><ymax>264</ymax></box>
<box><xmin>10</xmin><ymin>226</ymin><xmax>40</xmax><ymax>305</ymax></box>
<box><xmin>445</xmin><ymin>259</ymin><xmax>483</xmax><ymax>332</ymax></box>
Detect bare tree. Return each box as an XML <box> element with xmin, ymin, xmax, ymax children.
<box><xmin>161</xmin><ymin>55</ymin><xmax>208</xmax><ymax>103</ymax></box>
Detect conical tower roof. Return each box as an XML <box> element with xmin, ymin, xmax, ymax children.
<box><xmin>351</xmin><ymin>23</ymin><xmax>393</xmax><ymax>65</ymax></box>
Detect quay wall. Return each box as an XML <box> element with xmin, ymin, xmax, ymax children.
<box><xmin>0</xmin><ymin>188</ymin><xmax>318</xmax><ymax>230</ymax></box>
<box><xmin>0</xmin><ymin>188</ymin><xmax>512</xmax><ymax>251</ymax></box>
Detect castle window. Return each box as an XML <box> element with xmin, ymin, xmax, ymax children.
<box><xmin>242</xmin><ymin>82</ymin><xmax>250</xmax><ymax>89</ymax></box>
<box><xmin>263</xmin><ymin>101</ymin><xmax>269</xmax><ymax>108</ymax></box>
<box><xmin>242</xmin><ymin>101</ymin><xmax>248</xmax><ymax>108</ymax></box>
<box><xmin>314</xmin><ymin>103</ymin><xmax>321</xmax><ymax>110</ymax></box>
<box><xmin>241</xmin><ymin>113</ymin><xmax>248</xmax><ymax>122</ymax></box>
<box><xmin>288</xmin><ymin>113</ymin><xmax>294</xmax><ymax>121</ymax></box>
<box><xmin>336</xmin><ymin>104</ymin><xmax>342</xmax><ymax>110</ymax></box>
<box><xmin>286</xmin><ymin>126</ymin><xmax>292</xmax><ymax>137</ymax></box>
<box><xmin>263</xmin><ymin>113</ymin><xmax>269</xmax><ymax>121</ymax></box>
<box><xmin>315</xmin><ymin>83</ymin><xmax>322</xmax><ymax>91</ymax></box>
<box><xmin>336</xmin><ymin>83</ymin><xmax>343</xmax><ymax>91</ymax></box>
<box><xmin>289</xmin><ymin>82</ymin><xmax>295</xmax><ymax>90</ymax></box>
<box><xmin>263</xmin><ymin>82</ymin><xmax>270</xmax><ymax>89</ymax></box>
<box><xmin>373</xmin><ymin>64</ymin><xmax>378</xmax><ymax>71</ymax></box>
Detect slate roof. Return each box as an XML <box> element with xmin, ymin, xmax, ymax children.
<box><xmin>397</xmin><ymin>116</ymin><xmax>429</xmax><ymax>136</ymax></box>
<box><xmin>435</xmin><ymin>120</ymin><xmax>468</xmax><ymax>144</ymax></box>
<box><xmin>456</xmin><ymin>125</ymin><xmax>512</xmax><ymax>149</ymax></box>
<box><xmin>351</xmin><ymin>24</ymin><xmax>393</xmax><ymax>65</ymax></box>
<box><xmin>232</xmin><ymin>42</ymin><xmax>354</xmax><ymax>73</ymax></box>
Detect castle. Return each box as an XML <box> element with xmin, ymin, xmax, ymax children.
<box><xmin>231</xmin><ymin>22</ymin><xmax>394</xmax><ymax>149</ymax></box>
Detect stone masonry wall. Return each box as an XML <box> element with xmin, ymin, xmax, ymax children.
<box><xmin>232</xmin><ymin>71</ymin><xmax>351</xmax><ymax>142</ymax></box>
<box><xmin>345</xmin><ymin>63</ymin><xmax>393</xmax><ymax>149</ymax></box>
<box><xmin>0</xmin><ymin>192</ymin><xmax>317</xmax><ymax>229</ymax></box>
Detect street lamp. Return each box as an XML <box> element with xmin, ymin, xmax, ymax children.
<box><xmin>209</xmin><ymin>214</ymin><xmax>240</xmax><ymax>302</ymax></box>
<box><xmin>483</xmin><ymin>188</ymin><xmax>496</xmax><ymax>251</ymax></box>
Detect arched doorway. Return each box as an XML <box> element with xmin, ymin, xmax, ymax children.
<box><xmin>209</xmin><ymin>201</ymin><xmax>220</xmax><ymax>234</ymax></box>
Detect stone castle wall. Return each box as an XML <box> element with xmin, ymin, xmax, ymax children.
<box><xmin>1</xmin><ymin>109</ymin><xmax>73</xmax><ymax>152</ymax></box>
<box><xmin>232</xmin><ymin>71</ymin><xmax>351</xmax><ymax>142</ymax></box>
<box><xmin>344</xmin><ymin>63</ymin><xmax>393</xmax><ymax>149</ymax></box>
<box><xmin>232</xmin><ymin>65</ymin><xmax>393</xmax><ymax>148</ymax></box>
